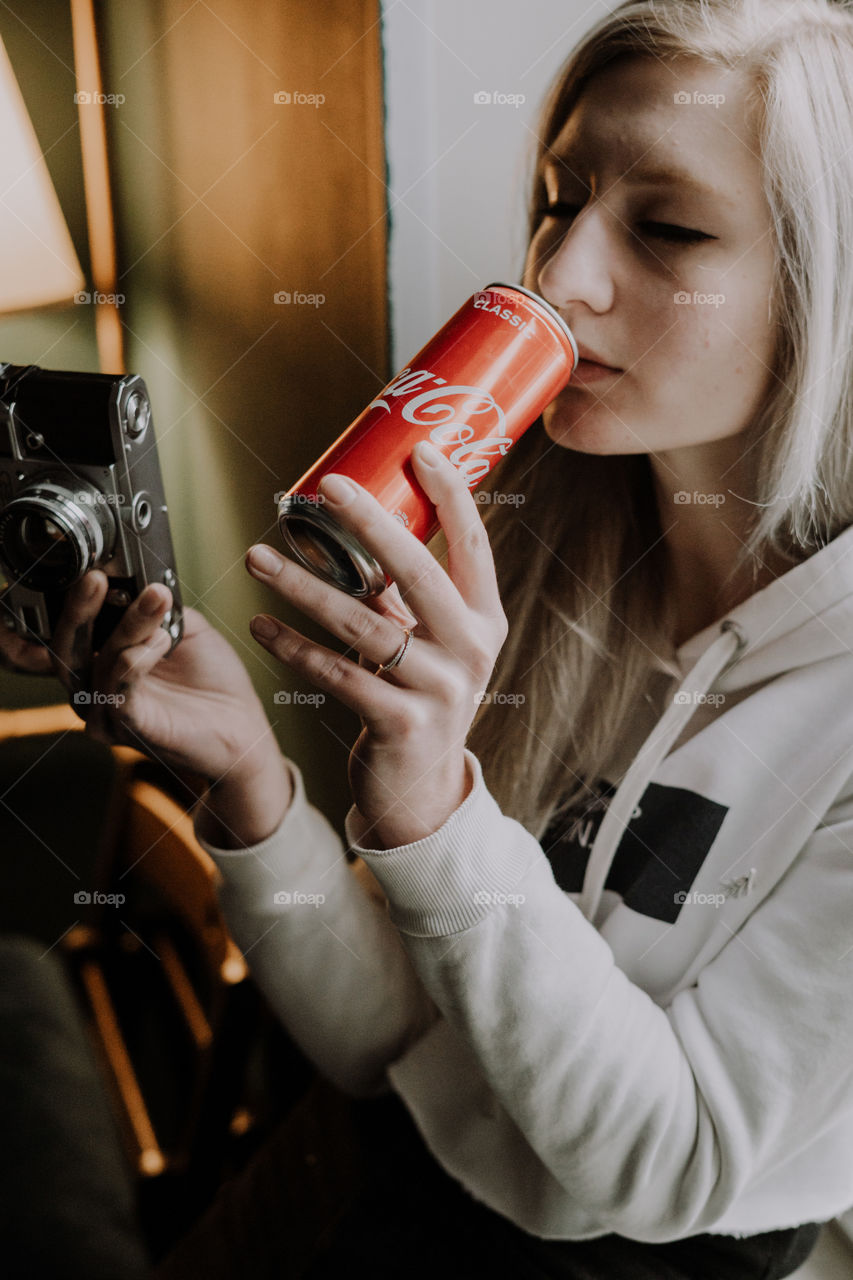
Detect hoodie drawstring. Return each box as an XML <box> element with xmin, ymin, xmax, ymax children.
<box><xmin>578</xmin><ymin>620</ymin><xmax>748</xmax><ymax>923</ymax></box>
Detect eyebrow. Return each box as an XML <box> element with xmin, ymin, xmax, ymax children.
<box><xmin>542</xmin><ymin>158</ymin><xmax>721</xmax><ymax>199</ymax></box>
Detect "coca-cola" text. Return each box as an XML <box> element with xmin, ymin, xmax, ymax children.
<box><xmin>367</xmin><ymin>367</ymin><xmax>514</xmax><ymax>487</ymax></box>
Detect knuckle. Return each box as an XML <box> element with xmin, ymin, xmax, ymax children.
<box><xmin>382</xmin><ymin>706</ymin><xmax>419</xmax><ymax>739</ymax></box>
<box><xmin>458</xmin><ymin>520</ymin><xmax>490</xmax><ymax>558</ymax></box>
<box><xmin>279</xmin><ymin>632</ymin><xmax>312</xmax><ymax>666</ymax></box>
<box><xmin>465</xmin><ymin>640</ymin><xmax>497</xmax><ymax>685</ymax></box>
<box><xmin>410</xmin><ymin>557</ymin><xmax>445</xmax><ymax>596</ymax></box>
<box><xmin>433</xmin><ymin>669</ymin><xmax>472</xmax><ymax>709</ymax></box>
<box><xmin>384</xmin><ymin>696</ymin><xmax>431</xmax><ymax>740</ymax></box>
<box><xmin>307</xmin><ymin>646</ymin><xmax>350</xmax><ymax>688</ymax></box>
<box><xmin>336</xmin><ymin>601</ymin><xmax>384</xmax><ymax>651</ymax></box>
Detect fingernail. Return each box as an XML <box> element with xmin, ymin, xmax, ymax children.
<box><xmin>248</xmin><ymin>545</ymin><xmax>281</xmax><ymax>575</ymax></box>
<box><xmin>413</xmin><ymin>441</ymin><xmax>443</xmax><ymax>467</ymax></box>
<box><xmin>318</xmin><ymin>473</ymin><xmax>356</xmax><ymax>505</ymax></box>
<box><xmin>251</xmin><ymin>614</ymin><xmax>279</xmax><ymax>640</ymax></box>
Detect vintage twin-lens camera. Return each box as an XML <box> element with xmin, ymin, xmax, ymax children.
<box><xmin>0</xmin><ymin>363</ymin><xmax>183</xmax><ymax>653</ymax></box>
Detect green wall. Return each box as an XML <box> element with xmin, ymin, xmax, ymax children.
<box><xmin>0</xmin><ymin>2</ymin><xmax>390</xmax><ymax>835</ymax></box>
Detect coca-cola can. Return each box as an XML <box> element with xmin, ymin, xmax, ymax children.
<box><xmin>276</xmin><ymin>281</ymin><xmax>577</xmax><ymax>597</ymax></box>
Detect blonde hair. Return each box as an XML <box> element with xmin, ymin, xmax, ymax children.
<box><xmin>434</xmin><ymin>0</ymin><xmax>853</xmax><ymax>838</ymax></box>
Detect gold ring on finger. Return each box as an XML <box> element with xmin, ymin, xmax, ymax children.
<box><xmin>375</xmin><ymin>627</ymin><xmax>414</xmax><ymax>676</ymax></box>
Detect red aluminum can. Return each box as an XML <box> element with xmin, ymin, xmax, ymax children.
<box><xmin>277</xmin><ymin>282</ymin><xmax>577</xmax><ymax>596</ymax></box>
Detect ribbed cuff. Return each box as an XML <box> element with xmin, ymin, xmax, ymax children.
<box><xmin>345</xmin><ymin>749</ymin><xmax>542</xmax><ymax>937</ymax></box>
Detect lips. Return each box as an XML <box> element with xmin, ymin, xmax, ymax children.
<box><xmin>575</xmin><ymin>345</ymin><xmax>621</xmax><ymax>372</ymax></box>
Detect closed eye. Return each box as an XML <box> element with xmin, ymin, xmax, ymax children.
<box><xmin>639</xmin><ymin>221</ymin><xmax>715</xmax><ymax>245</ymax></box>
<box><xmin>535</xmin><ymin>204</ymin><xmax>715</xmax><ymax>245</ymax></box>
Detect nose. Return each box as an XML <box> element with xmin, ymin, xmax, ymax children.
<box><xmin>534</xmin><ymin>204</ymin><xmax>616</xmax><ymax>317</ymax></box>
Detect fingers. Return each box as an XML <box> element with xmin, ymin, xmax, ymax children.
<box><xmin>247</xmin><ymin>447</ymin><xmax>509</xmax><ymax>704</ymax></box>
<box><xmin>97</xmin><ymin>582</ymin><xmax>172</xmax><ymax>655</ymax></box>
<box><xmin>248</xmin><ymin>611</ymin><xmax>410</xmax><ymax>722</ymax></box>
<box><xmin>50</xmin><ymin>571</ymin><xmax>109</xmax><ymax>692</ymax></box>
<box><xmin>246</xmin><ymin>544</ymin><xmax>431</xmax><ymax>684</ymax></box>
<box><xmin>368</xmin><ymin>580</ymin><xmax>418</xmax><ymax>629</ymax></box>
<box><xmin>50</xmin><ymin>574</ymin><xmax>174</xmax><ymax>719</ymax></box>
<box><xmin>308</xmin><ymin>451</ymin><xmax>501</xmax><ymax>641</ymax></box>
<box><xmin>0</xmin><ymin>624</ymin><xmax>54</xmax><ymax>675</ymax></box>
<box><xmin>407</xmin><ymin>444</ymin><xmax>505</xmax><ymax>620</ymax></box>
<box><xmin>93</xmin><ymin>583</ymin><xmax>174</xmax><ymax>697</ymax></box>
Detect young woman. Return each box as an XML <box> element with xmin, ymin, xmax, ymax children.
<box><xmin>7</xmin><ymin>0</ymin><xmax>853</xmax><ymax>1275</ymax></box>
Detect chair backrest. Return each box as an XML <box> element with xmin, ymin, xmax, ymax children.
<box><xmin>0</xmin><ymin>704</ymin><xmax>255</xmax><ymax>1185</ymax></box>
<box><xmin>117</xmin><ymin>775</ymin><xmax>247</xmax><ymax>988</ymax></box>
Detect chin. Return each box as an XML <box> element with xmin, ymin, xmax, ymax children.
<box><xmin>542</xmin><ymin>404</ymin><xmax>645</xmax><ymax>455</ymax></box>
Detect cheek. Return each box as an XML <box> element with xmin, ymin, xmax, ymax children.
<box><xmin>648</xmin><ymin>291</ymin><xmax>763</xmax><ymax>385</ymax></box>
<box><xmin>734</xmin><ymin>292</ymin><xmax>779</xmax><ymax>381</ymax></box>
<box><xmin>685</xmin><ymin>253</ymin><xmax>778</xmax><ymax>389</ymax></box>
<box><xmin>632</xmin><ymin>293</ymin><xmax>776</xmax><ymax>446</ymax></box>
<box><xmin>688</xmin><ymin>296</ymin><xmax>775</xmax><ymax>397</ymax></box>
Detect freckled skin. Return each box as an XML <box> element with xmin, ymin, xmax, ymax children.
<box><xmin>524</xmin><ymin>55</ymin><xmax>778</xmax><ymax>459</ymax></box>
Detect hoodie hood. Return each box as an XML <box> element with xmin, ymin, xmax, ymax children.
<box><xmin>578</xmin><ymin>521</ymin><xmax>853</xmax><ymax>922</ymax></box>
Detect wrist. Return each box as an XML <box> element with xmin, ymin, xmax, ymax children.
<box><xmin>196</xmin><ymin>743</ymin><xmax>293</xmax><ymax>849</ymax></box>
<box><xmin>365</xmin><ymin>755</ymin><xmax>472</xmax><ymax>850</ymax></box>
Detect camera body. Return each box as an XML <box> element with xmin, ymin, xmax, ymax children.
<box><xmin>0</xmin><ymin>363</ymin><xmax>182</xmax><ymax>652</ymax></box>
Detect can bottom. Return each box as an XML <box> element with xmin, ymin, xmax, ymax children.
<box><xmin>277</xmin><ymin>497</ymin><xmax>388</xmax><ymax>597</ymax></box>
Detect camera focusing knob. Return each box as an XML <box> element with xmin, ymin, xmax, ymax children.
<box><xmin>25</xmin><ymin>431</ymin><xmax>44</xmax><ymax>451</ymax></box>
<box><xmin>124</xmin><ymin>392</ymin><xmax>150</xmax><ymax>439</ymax></box>
<box><xmin>105</xmin><ymin>588</ymin><xmax>132</xmax><ymax>608</ymax></box>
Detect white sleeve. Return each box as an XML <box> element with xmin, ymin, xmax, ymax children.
<box><xmin>349</xmin><ymin>748</ymin><xmax>853</xmax><ymax>1240</ymax></box>
<box><xmin>196</xmin><ymin>756</ymin><xmax>439</xmax><ymax>1098</ymax></box>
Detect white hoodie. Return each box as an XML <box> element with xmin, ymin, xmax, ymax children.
<box><xmin>200</xmin><ymin>521</ymin><xmax>853</xmax><ymax>1243</ymax></box>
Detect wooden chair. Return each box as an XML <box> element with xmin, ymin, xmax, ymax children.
<box><xmin>2</xmin><ymin>704</ymin><xmax>371</xmax><ymax>1267</ymax></box>
<box><xmin>0</xmin><ymin>704</ymin><xmax>257</xmax><ymax>1185</ymax></box>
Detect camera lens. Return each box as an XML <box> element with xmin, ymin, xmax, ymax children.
<box><xmin>19</xmin><ymin>514</ymin><xmax>73</xmax><ymax>568</ymax></box>
<box><xmin>0</xmin><ymin>478</ymin><xmax>117</xmax><ymax>590</ymax></box>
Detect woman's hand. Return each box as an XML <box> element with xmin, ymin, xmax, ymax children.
<box><xmin>0</xmin><ymin>578</ymin><xmax>292</xmax><ymax>848</ymax></box>
<box><xmin>246</xmin><ymin>441</ymin><xmax>509</xmax><ymax>848</ymax></box>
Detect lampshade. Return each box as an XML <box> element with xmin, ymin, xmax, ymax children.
<box><xmin>0</xmin><ymin>33</ymin><xmax>85</xmax><ymax>315</ymax></box>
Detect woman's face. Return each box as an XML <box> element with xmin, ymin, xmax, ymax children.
<box><xmin>523</xmin><ymin>54</ymin><xmax>779</xmax><ymax>458</ymax></box>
